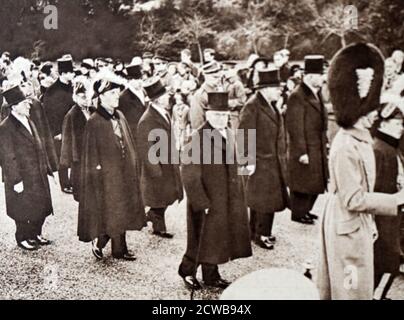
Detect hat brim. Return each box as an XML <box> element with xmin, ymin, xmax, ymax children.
<box><xmin>254</xmin><ymin>82</ymin><xmax>285</xmax><ymax>90</ymax></box>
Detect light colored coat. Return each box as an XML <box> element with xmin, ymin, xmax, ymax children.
<box><xmin>317</xmin><ymin>127</ymin><xmax>398</xmax><ymax>300</ymax></box>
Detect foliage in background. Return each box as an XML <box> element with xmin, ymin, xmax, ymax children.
<box><xmin>0</xmin><ymin>0</ymin><xmax>402</xmax><ymax>62</ymax></box>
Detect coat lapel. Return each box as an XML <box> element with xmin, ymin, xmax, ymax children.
<box><xmin>256</xmin><ymin>92</ymin><xmax>279</xmax><ymax>124</ymax></box>
<box><xmin>301</xmin><ymin>82</ymin><xmax>323</xmax><ymax>114</ymax></box>
<box><xmin>9</xmin><ymin>114</ymin><xmax>35</xmax><ymax>145</ymax></box>
<box><xmin>149</xmin><ymin>105</ymin><xmax>171</xmax><ymax>131</ymax></box>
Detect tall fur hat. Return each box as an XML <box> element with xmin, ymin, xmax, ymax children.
<box><xmin>328</xmin><ymin>43</ymin><xmax>385</xmax><ymax>128</ymax></box>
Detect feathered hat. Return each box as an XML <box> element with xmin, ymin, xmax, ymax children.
<box><xmin>328</xmin><ymin>43</ymin><xmax>385</xmax><ymax>128</ymax></box>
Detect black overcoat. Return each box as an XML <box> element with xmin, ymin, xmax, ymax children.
<box><xmin>239</xmin><ymin>92</ymin><xmax>289</xmax><ymax>213</ymax></box>
<box><xmin>0</xmin><ymin>114</ymin><xmax>53</xmax><ymax>222</ymax></box>
<box><xmin>285</xmin><ymin>82</ymin><xmax>328</xmax><ymax>194</ymax></box>
<box><xmin>181</xmin><ymin>123</ymin><xmax>252</xmax><ymax>265</ymax></box>
<box><xmin>78</xmin><ymin>107</ymin><xmax>146</xmax><ymax>242</ymax></box>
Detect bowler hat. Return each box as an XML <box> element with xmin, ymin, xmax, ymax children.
<box><xmin>202</xmin><ymin>61</ymin><xmax>222</xmax><ymax>75</ymax></box>
<box><xmin>207</xmin><ymin>92</ymin><xmax>229</xmax><ymax>111</ymax></box>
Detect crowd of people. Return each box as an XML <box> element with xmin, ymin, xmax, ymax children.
<box><xmin>0</xmin><ymin>44</ymin><xmax>404</xmax><ymax>300</ymax></box>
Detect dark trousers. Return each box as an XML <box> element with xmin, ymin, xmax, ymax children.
<box><xmin>54</xmin><ymin>138</ymin><xmax>71</xmax><ymax>190</ymax></box>
<box><xmin>179</xmin><ymin>255</ymin><xmax>221</xmax><ymax>283</ymax></box>
<box><xmin>15</xmin><ymin>219</ymin><xmax>45</xmax><ymax>243</ymax></box>
<box><xmin>290</xmin><ymin>191</ymin><xmax>318</xmax><ymax>220</ymax></box>
<box><xmin>148</xmin><ymin>207</ymin><xmax>167</xmax><ymax>233</ymax></box>
<box><xmin>250</xmin><ymin>210</ymin><xmax>275</xmax><ymax>238</ymax></box>
<box><xmin>97</xmin><ymin>233</ymin><xmax>128</xmax><ymax>258</ymax></box>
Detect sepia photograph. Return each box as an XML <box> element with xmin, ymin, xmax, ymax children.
<box><xmin>0</xmin><ymin>0</ymin><xmax>403</xmax><ymax>305</ymax></box>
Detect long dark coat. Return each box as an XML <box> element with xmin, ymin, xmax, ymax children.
<box><xmin>1</xmin><ymin>98</ymin><xmax>59</xmax><ymax>172</ymax></box>
<box><xmin>42</xmin><ymin>79</ymin><xmax>74</xmax><ymax>137</ymax></box>
<box><xmin>0</xmin><ymin>114</ymin><xmax>53</xmax><ymax>222</ymax></box>
<box><xmin>78</xmin><ymin>107</ymin><xmax>146</xmax><ymax>242</ymax></box>
<box><xmin>118</xmin><ymin>88</ymin><xmax>147</xmax><ymax>138</ymax></box>
<box><xmin>181</xmin><ymin>123</ymin><xmax>252</xmax><ymax>265</ymax></box>
<box><xmin>239</xmin><ymin>92</ymin><xmax>289</xmax><ymax>213</ymax></box>
<box><xmin>285</xmin><ymin>82</ymin><xmax>328</xmax><ymax>194</ymax></box>
<box><xmin>60</xmin><ymin>105</ymin><xmax>92</xmax><ymax>202</ymax></box>
<box><xmin>137</xmin><ymin>106</ymin><xmax>183</xmax><ymax>208</ymax></box>
<box><xmin>373</xmin><ymin>132</ymin><xmax>403</xmax><ymax>281</ymax></box>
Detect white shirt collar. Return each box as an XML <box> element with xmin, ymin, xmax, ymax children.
<box><xmin>303</xmin><ymin>79</ymin><xmax>319</xmax><ymax>97</ymax></box>
<box><xmin>151</xmin><ymin>104</ymin><xmax>170</xmax><ymax>124</ymax></box>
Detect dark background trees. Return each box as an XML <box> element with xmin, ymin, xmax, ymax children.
<box><xmin>0</xmin><ymin>0</ymin><xmax>402</xmax><ymax>62</ymax></box>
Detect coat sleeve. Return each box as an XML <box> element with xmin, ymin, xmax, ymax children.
<box><xmin>60</xmin><ymin>113</ymin><xmax>73</xmax><ymax>168</ymax></box>
<box><xmin>137</xmin><ymin>121</ymin><xmax>163</xmax><ymax>177</ymax></box>
<box><xmin>238</xmin><ymin>99</ymin><xmax>257</xmax><ymax>164</ymax></box>
<box><xmin>286</xmin><ymin>92</ymin><xmax>307</xmax><ymax>156</ymax></box>
<box><xmin>181</xmin><ymin>160</ymin><xmax>210</xmax><ymax>212</ymax></box>
<box><xmin>0</xmin><ymin>125</ymin><xmax>23</xmax><ymax>186</ymax></box>
<box><xmin>334</xmin><ymin>144</ymin><xmax>397</xmax><ymax>216</ymax></box>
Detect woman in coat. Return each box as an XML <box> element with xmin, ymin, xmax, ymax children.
<box><xmin>0</xmin><ymin>85</ymin><xmax>54</xmax><ymax>251</ymax></box>
<box><xmin>78</xmin><ymin>73</ymin><xmax>146</xmax><ymax>261</ymax></box>
<box><xmin>317</xmin><ymin>43</ymin><xmax>404</xmax><ymax>300</ymax></box>
<box><xmin>238</xmin><ymin>68</ymin><xmax>288</xmax><ymax>250</ymax></box>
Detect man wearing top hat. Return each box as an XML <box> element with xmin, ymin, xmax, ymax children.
<box><xmin>78</xmin><ymin>73</ymin><xmax>145</xmax><ymax>261</ymax></box>
<box><xmin>285</xmin><ymin>55</ymin><xmax>328</xmax><ymax>225</ymax></box>
<box><xmin>118</xmin><ymin>58</ymin><xmax>147</xmax><ymax>139</ymax></box>
<box><xmin>189</xmin><ymin>61</ymin><xmax>224</xmax><ymax>129</ymax></box>
<box><xmin>179</xmin><ymin>91</ymin><xmax>252</xmax><ymax>290</ymax></box>
<box><xmin>0</xmin><ymin>86</ymin><xmax>54</xmax><ymax>251</ymax></box>
<box><xmin>239</xmin><ymin>67</ymin><xmax>289</xmax><ymax>250</ymax></box>
<box><xmin>42</xmin><ymin>56</ymin><xmax>76</xmax><ymax>194</ymax></box>
<box><xmin>137</xmin><ymin>78</ymin><xmax>183</xmax><ymax>239</ymax></box>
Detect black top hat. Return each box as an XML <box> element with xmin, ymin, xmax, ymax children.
<box><xmin>2</xmin><ymin>86</ymin><xmax>28</xmax><ymax>108</ymax></box>
<box><xmin>57</xmin><ymin>58</ymin><xmax>74</xmax><ymax>74</ymax></box>
<box><xmin>251</xmin><ymin>57</ymin><xmax>270</xmax><ymax>70</ymax></box>
<box><xmin>144</xmin><ymin>77</ymin><xmax>167</xmax><ymax>101</ymax></box>
<box><xmin>304</xmin><ymin>55</ymin><xmax>325</xmax><ymax>74</ymax></box>
<box><xmin>255</xmin><ymin>68</ymin><xmax>282</xmax><ymax>89</ymax></box>
<box><xmin>40</xmin><ymin>62</ymin><xmax>53</xmax><ymax>76</ymax></box>
<box><xmin>126</xmin><ymin>64</ymin><xmax>143</xmax><ymax>80</ymax></box>
<box><xmin>207</xmin><ymin>92</ymin><xmax>229</xmax><ymax>111</ymax></box>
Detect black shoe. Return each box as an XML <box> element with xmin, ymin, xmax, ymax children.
<box><xmin>204</xmin><ymin>278</ymin><xmax>231</xmax><ymax>289</ymax></box>
<box><xmin>18</xmin><ymin>240</ymin><xmax>38</xmax><ymax>251</ymax></box>
<box><xmin>268</xmin><ymin>235</ymin><xmax>276</xmax><ymax>243</ymax></box>
<box><xmin>153</xmin><ymin>231</ymin><xmax>174</xmax><ymax>239</ymax></box>
<box><xmin>92</xmin><ymin>240</ymin><xmax>103</xmax><ymax>260</ymax></box>
<box><xmin>113</xmin><ymin>253</ymin><xmax>137</xmax><ymax>261</ymax></box>
<box><xmin>292</xmin><ymin>217</ymin><xmax>315</xmax><ymax>225</ymax></box>
<box><xmin>306</xmin><ymin>212</ymin><xmax>318</xmax><ymax>220</ymax></box>
<box><xmin>181</xmin><ymin>275</ymin><xmax>202</xmax><ymax>291</ymax></box>
<box><xmin>254</xmin><ymin>236</ymin><xmax>274</xmax><ymax>250</ymax></box>
<box><xmin>62</xmin><ymin>187</ymin><xmax>74</xmax><ymax>194</ymax></box>
<box><xmin>36</xmin><ymin>235</ymin><xmax>52</xmax><ymax>246</ymax></box>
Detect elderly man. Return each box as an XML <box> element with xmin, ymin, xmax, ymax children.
<box><xmin>285</xmin><ymin>55</ymin><xmax>328</xmax><ymax>225</ymax></box>
<box><xmin>239</xmin><ymin>68</ymin><xmax>288</xmax><ymax>250</ymax></box>
<box><xmin>78</xmin><ymin>72</ymin><xmax>146</xmax><ymax>261</ymax></box>
<box><xmin>137</xmin><ymin>78</ymin><xmax>183</xmax><ymax>239</ymax></box>
<box><xmin>179</xmin><ymin>91</ymin><xmax>252</xmax><ymax>290</ymax></box>
<box><xmin>0</xmin><ymin>85</ymin><xmax>54</xmax><ymax>250</ymax></box>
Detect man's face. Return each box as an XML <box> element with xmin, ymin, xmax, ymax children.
<box><xmin>74</xmin><ymin>92</ymin><xmax>91</xmax><ymax>108</ymax></box>
<box><xmin>100</xmin><ymin>88</ymin><xmax>121</xmax><ymax>109</ymax></box>
<box><xmin>156</xmin><ymin>92</ymin><xmax>172</xmax><ymax>110</ymax></box>
<box><xmin>380</xmin><ymin>118</ymin><xmax>404</xmax><ymax>139</ymax></box>
<box><xmin>385</xmin><ymin>60</ymin><xmax>396</xmax><ymax>77</ymax></box>
<box><xmin>204</xmin><ymin>52</ymin><xmax>214</xmax><ymax>63</ymax></box>
<box><xmin>20</xmin><ymin>81</ymin><xmax>35</xmax><ymax>98</ymax></box>
<box><xmin>13</xmin><ymin>99</ymin><xmax>31</xmax><ymax>117</ymax></box>
<box><xmin>206</xmin><ymin>111</ymin><xmax>229</xmax><ymax>130</ymax></box>
<box><xmin>60</xmin><ymin>72</ymin><xmax>75</xmax><ymax>84</ymax></box>
<box><xmin>306</xmin><ymin>73</ymin><xmax>324</xmax><ymax>89</ymax></box>
<box><xmin>274</xmin><ymin>54</ymin><xmax>284</xmax><ymax>68</ymax></box>
<box><xmin>154</xmin><ymin>60</ymin><xmax>167</xmax><ymax>73</ymax></box>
